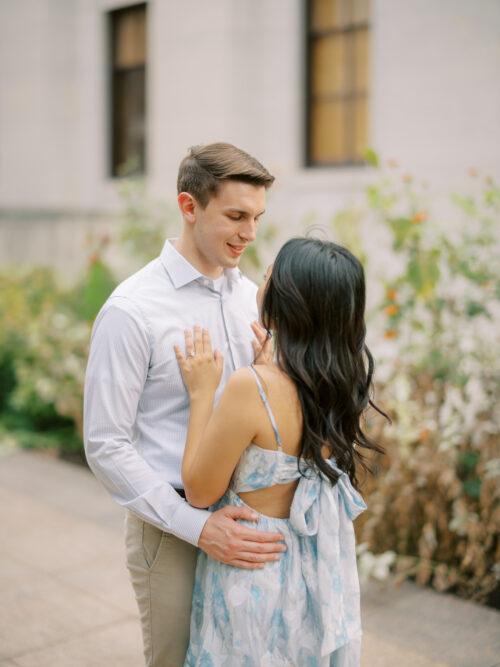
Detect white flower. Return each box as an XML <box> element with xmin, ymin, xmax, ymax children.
<box><xmin>35</xmin><ymin>378</ymin><xmax>55</xmax><ymax>402</ymax></box>
<box><xmin>52</xmin><ymin>313</ymin><xmax>68</xmax><ymax>329</ymax></box>
<box><xmin>357</xmin><ymin>545</ymin><xmax>396</xmax><ymax>584</ymax></box>
<box><xmin>484</xmin><ymin>459</ymin><xmax>500</xmax><ymax>480</ymax></box>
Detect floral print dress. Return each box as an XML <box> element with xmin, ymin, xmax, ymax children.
<box><xmin>184</xmin><ymin>366</ymin><xmax>367</xmax><ymax>667</ymax></box>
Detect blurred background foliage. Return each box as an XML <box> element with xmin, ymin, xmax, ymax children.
<box><xmin>0</xmin><ymin>154</ymin><xmax>498</xmax><ymax>605</ymax></box>
<box><xmin>354</xmin><ymin>153</ymin><xmax>500</xmax><ymax>607</ymax></box>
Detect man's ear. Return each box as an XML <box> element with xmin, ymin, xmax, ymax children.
<box><xmin>178</xmin><ymin>192</ymin><xmax>197</xmax><ymax>224</ymax></box>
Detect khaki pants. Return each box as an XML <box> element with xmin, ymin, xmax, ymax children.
<box><xmin>125</xmin><ymin>511</ymin><xmax>199</xmax><ymax>667</ymax></box>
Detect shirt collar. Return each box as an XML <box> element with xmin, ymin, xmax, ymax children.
<box><xmin>160</xmin><ymin>239</ymin><xmax>242</xmax><ymax>289</ymax></box>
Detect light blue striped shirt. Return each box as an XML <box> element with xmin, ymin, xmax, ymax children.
<box><xmin>83</xmin><ymin>239</ymin><xmax>258</xmax><ymax>545</ymax></box>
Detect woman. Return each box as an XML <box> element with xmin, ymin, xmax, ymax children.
<box><xmin>174</xmin><ymin>237</ymin><xmax>387</xmax><ymax>666</ymax></box>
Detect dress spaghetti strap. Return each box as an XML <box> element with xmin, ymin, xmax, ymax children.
<box><xmin>248</xmin><ymin>365</ymin><xmax>283</xmax><ymax>450</ymax></box>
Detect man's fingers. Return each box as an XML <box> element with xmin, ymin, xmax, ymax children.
<box><xmin>229</xmin><ymin>559</ymin><xmax>265</xmax><ymax>570</ymax></box>
<box><xmin>198</xmin><ymin>508</ymin><xmax>287</xmax><ymax>570</ymax></box>
<box><xmin>237</xmin><ymin>551</ymin><xmax>281</xmax><ymax>563</ymax></box>
<box><xmin>223</xmin><ymin>505</ymin><xmax>259</xmax><ymax>521</ymax></box>
<box><xmin>239</xmin><ymin>526</ymin><xmax>286</xmax><ymax>543</ymax></box>
<box><xmin>223</xmin><ymin>507</ymin><xmax>285</xmax><ymax>544</ymax></box>
<box><xmin>239</xmin><ymin>540</ymin><xmax>287</xmax><ymax>554</ymax></box>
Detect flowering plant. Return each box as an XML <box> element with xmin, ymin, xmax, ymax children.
<box><xmin>353</xmin><ymin>154</ymin><xmax>500</xmax><ymax>604</ymax></box>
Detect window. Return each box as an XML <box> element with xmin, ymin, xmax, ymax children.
<box><xmin>306</xmin><ymin>0</ymin><xmax>370</xmax><ymax>166</ymax></box>
<box><xmin>109</xmin><ymin>3</ymin><xmax>147</xmax><ymax>176</ymax></box>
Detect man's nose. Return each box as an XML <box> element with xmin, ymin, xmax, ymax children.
<box><xmin>238</xmin><ymin>219</ymin><xmax>258</xmax><ymax>243</ymax></box>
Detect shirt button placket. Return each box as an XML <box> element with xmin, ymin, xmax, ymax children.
<box><xmin>219</xmin><ymin>293</ymin><xmax>236</xmax><ymax>371</ymax></box>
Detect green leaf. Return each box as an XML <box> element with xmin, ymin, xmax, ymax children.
<box><xmin>366</xmin><ymin>185</ymin><xmax>397</xmax><ymax>212</ymax></box>
<box><xmin>407</xmin><ymin>258</ymin><xmax>423</xmax><ymax>290</ymax></box>
<box><xmin>388</xmin><ymin>217</ymin><xmax>414</xmax><ymax>250</ymax></box>
<box><xmin>458</xmin><ymin>451</ymin><xmax>480</xmax><ymax>472</ymax></box>
<box><xmin>463</xmin><ymin>478</ymin><xmax>481</xmax><ymax>499</ymax></box>
<box><xmin>79</xmin><ymin>260</ymin><xmax>116</xmax><ymax>321</ymax></box>
<box><xmin>465</xmin><ymin>301</ymin><xmax>488</xmax><ymax>317</ymax></box>
<box><xmin>363</xmin><ymin>147</ymin><xmax>379</xmax><ymax>167</ymax></box>
<box><xmin>452</xmin><ymin>194</ymin><xmax>477</xmax><ymax>217</ymax></box>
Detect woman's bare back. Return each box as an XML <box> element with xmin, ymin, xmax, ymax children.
<box><xmin>237</xmin><ymin>364</ymin><xmax>303</xmax><ymax>518</ymax></box>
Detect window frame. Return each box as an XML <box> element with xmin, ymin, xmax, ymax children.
<box><xmin>305</xmin><ymin>0</ymin><xmax>370</xmax><ymax>168</ymax></box>
<box><xmin>107</xmin><ymin>2</ymin><xmax>148</xmax><ymax>178</ymax></box>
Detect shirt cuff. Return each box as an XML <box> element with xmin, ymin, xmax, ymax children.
<box><xmin>170</xmin><ymin>500</ymin><xmax>211</xmax><ymax>547</ymax></box>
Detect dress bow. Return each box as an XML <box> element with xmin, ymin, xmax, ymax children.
<box><xmin>289</xmin><ymin>459</ymin><xmax>367</xmax><ymax>657</ymax></box>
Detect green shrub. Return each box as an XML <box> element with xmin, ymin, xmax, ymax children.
<box><xmin>353</xmin><ymin>155</ymin><xmax>500</xmax><ymax>604</ymax></box>
<box><xmin>0</xmin><ymin>247</ymin><xmax>116</xmax><ymax>456</ymax></box>
<box><xmin>0</xmin><ymin>268</ymin><xmax>59</xmax><ymax>413</ymax></box>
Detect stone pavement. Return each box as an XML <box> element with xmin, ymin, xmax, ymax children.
<box><xmin>0</xmin><ymin>448</ymin><xmax>498</xmax><ymax>667</ymax></box>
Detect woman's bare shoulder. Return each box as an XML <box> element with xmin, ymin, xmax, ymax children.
<box><xmin>251</xmin><ymin>363</ymin><xmax>296</xmax><ymax>393</ymax></box>
<box><xmin>226</xmin><ymin>364</ymin><xmax>297</xmax><ymax>407</ymax></box>
<box><xmin>226</xmin><ymin>366</ymin><xmax>256</xmax><ymax>390</ymax></box>
<box><xmin>221</xmin><ymin>367</ymin><xmax>262</xmax><ymax>406</ymax></box>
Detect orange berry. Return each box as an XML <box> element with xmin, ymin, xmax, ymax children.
<box><xmin>411</xmin><ymin>212</ymin><xmax>427</xmax><ymax>224</ymax></box>
<box><xmin>385</xmin><ymin>304</ymin><xmax>399</xmax><ymax>316</ymax></box>
<box><xmin>419</xmin><ymin>428</ymin><xmax>430</xmax><ymax>442</ymax></box>
<box><xmin>386</xmin><ymin>288</ymin><xmax>398</xmax><ymax>301</ymax></box>
<box><xmin>384</xmin><ymin>329</ymin><xmax>397</xmax><ymax>339</ymax></box>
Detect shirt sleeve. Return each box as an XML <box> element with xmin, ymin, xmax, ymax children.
<box><xmin>83</xmin><ymin>299</ymin><xmax>210</xmax><ymax>546</ymax></box>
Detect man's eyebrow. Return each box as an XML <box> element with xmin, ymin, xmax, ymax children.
<box><xmin>225</xmin><ymin>208</ymin><xmax>266</xmax><ymax>216</ymax></box>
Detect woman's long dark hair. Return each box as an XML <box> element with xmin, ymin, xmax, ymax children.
<box><xmin>261</xmin><ymin>237</ymin><xmax>389</xmax><ymax>490</ymax></box>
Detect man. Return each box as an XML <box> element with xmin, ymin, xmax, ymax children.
<box><xmin>83</xmin><ymin>143</ymin><xmax>286</xmax><ymax>667</ymax></box>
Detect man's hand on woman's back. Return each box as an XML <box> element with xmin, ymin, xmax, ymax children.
<box><xmin>198</xmin><ymin>505</ymin><xmax>286</xmax><ymax>569</ymax></box>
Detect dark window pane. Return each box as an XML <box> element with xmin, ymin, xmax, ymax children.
<box><xmin>112</xmin><ymin>68</ymin><xmax>146</xmax><ymax>176</ymax></box>
<box><xmin>110</xmin><ymin>4</ymin><xmax>147</xmax><ymax>177</ymax></box>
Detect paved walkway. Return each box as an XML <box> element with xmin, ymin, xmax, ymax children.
<box><xmin>0</xmin><ymin>447</ymin><xmax>498</xmax><ymax>667</ymax></box>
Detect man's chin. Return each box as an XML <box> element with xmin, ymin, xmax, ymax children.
<box><xmin>221</xmin><ymin>253</ymin><xmax>242</xmax><ymax>269</ymax></box>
